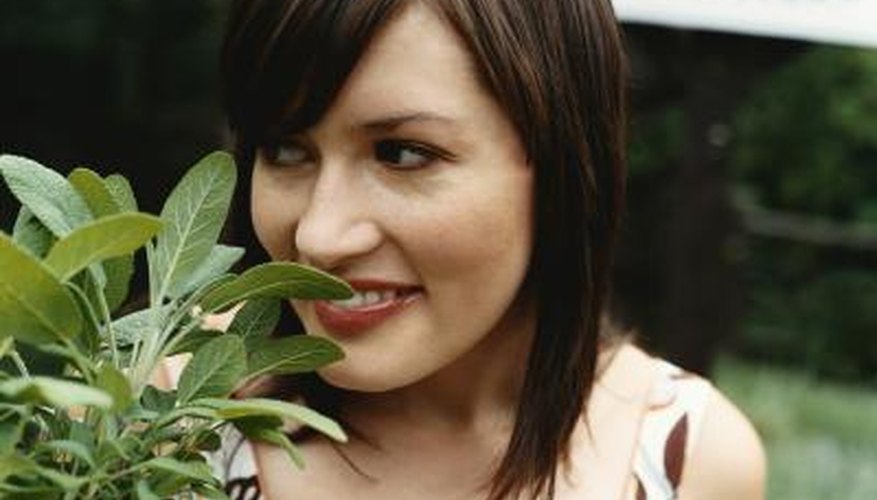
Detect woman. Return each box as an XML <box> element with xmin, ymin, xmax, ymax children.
<box><xmin>208</xmin><ymin>0</ymin><xmax>765</xmax><ymax>498</ymax></box>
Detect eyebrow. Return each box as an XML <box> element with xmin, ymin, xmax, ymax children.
<box><xmin>357</xmin><ymin>111</ymin><xmax>459</xmax><ymax>132</ymax></box>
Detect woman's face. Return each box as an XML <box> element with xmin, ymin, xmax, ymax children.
<box><xmin>251</xmin><ymin>3</ymin><xmax>534</xmax><ymax>392</ymax></box>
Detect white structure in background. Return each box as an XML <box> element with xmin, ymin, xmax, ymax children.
<box><xmin>613</xmin><ymin>0</ymin><xmax>877</xmax><ymax>48</ymax></box>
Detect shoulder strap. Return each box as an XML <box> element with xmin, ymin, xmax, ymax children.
<box><xmin>571</xmin><ymin>344</ymin><xmax>659</xmax><ymax>500</ymax></box>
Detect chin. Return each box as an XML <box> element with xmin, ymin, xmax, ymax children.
<box><xmin>317</xmin><ymin>361</ymin><xmax>428</xmax><ymax>393</ymax></box>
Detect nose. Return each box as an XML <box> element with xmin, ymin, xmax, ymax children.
<box><xmin>294</xmin><ymin>167</ymin><xmax>382</xmax><ymax>271</ymax></box>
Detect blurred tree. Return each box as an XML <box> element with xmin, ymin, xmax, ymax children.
<box><xmin>731</xmin><ymin>46</ymin><xmax>877</xmax><ymax>382</ymax></box>
<box><xmin>616</xmin><ymin>27</ymin><xmax>799</xmax><ymax>374</ymax></box>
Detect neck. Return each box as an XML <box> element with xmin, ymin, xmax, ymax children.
<box><xmin>340</xmin><ymin>299</ymin><xmax>536</xmax><ymax>446</ymax></box>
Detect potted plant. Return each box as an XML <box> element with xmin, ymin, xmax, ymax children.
<box><xmin>0</xmin><ymin>151</ymin><xmax>350</xmax><ymax>499</ymax></box>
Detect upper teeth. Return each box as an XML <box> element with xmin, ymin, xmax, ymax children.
<box><xmin>331</xmin><ymin>290</ymin><xmax>399</xmax><ymax>309</ymax></box>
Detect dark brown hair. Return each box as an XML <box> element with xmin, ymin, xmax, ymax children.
<box><xmin>221</xmin><ymin>1</ymin><xmax>628</xmax><ymax>499</ymax></box>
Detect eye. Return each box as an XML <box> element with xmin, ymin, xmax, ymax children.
<box><xmin>260</xmin><ymin>139</ymin><xmax>310</xmax><ymax>167</ymax></box>
<box><xmin>374</xmin><ymin>140</ymin><xmax>444</xmax><ymax>169</ymax></box>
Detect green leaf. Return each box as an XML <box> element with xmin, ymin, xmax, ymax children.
<box><xmin>103</xmin><ymin>255</ymin><xmax>135</xmax><ymax>313</ymax></box>
<box><xmin>104</xmin><ymin>174</ymin><xmax>138</xmax><ymax>212</ymax></box>
<box><xmin>140</xmin><ymin>385</ymin><xmax>177</xmax><ymax>414</ymax></box>
<box><xmin>166</xmin><ymin>328</ymin><xmax>219</xmax><ymax>356</ymax></box>
<box><xmin>68</xmin><ymin>169</ymin><xmax>137</xmax><ymax>311</ymax></box>
<box><xmin>111</xmin><ymin>305</ymin><xmax>171</xmax><ymax>347</ymax></box>
<box><xmin>136</xmin><ymin>480</ymin><xmax>161</xmax><ymax>500</ymax></box>
<box><xmin>34</xmin><ymin>464</ymin><xmax>85</xmax><ymax>491</ymax></box>
<box><xmin>196</xmin><ymin>397</ymin><xmax>346</xmax><ymax>442</ymax></box>
<box><xmin>0</xmin><ymin>411</ymin><xmax>24</xmax><ymax>455</ymax></box>
<box><xmin>12</xmin><ymin>207</ymin><xmax>55</xmax><ymax>259</ymax></box>
<box><xmin>68</xmin><ymin>421</ymin><xmax>96</xmax><ymax>450</ymax></box>
<box><xmin>144</xmin><ymin>456</ymin><xmax>217</xmax><ymax>484</ymax></box>
<box><xmin>0</xmin><ymin>336</ymin><xmax>13</xmax><ymax>358</ymax></box>
<box><xmin>172</xmin><ymin>244</ymin><xmax>245</xmax><ymax>299</ymax></box>
<box><xmin>153</xmin><ymin>151</ymin><xmax>236</xmax><ymax>300</ymax></box>
<box><xmin>245</xmin><ymin>336</ymin><xmax>343</xmax><ymax>380</ymax></box>
<box><xmin>199</xmin><ymin>262</ymin><xmax>353</xmax><ymax>313</ymax></box>
<box><xmin>0</xmin><ymin>232</ymin><xmax>82</xmax><ymax>344</ymax></box>
<box><xmin>44</xmin><ymin>213</ymin><xmax>162</xmax><ymax>282</ymax></box>
<box><xmin>176</xmin><ymin>335</ymin><xmax>246</xmax><ymax>404</ymax></box>
<box><xmin>228</xmin><ymin>298</ymin><xmax>281</xmax><ymax>343</ymax></box>
<box><xmin>34</xmin><ymin>439</ymin><xmax>96</xmax><ymax>468</ymax></box>
<box><xmin>0</xmin><ymin>454</ymin><xmax>36</xmax><ymax>483</ymax></box>
<box><xmin>235</xmin><ymin>420</ymin><xmax>305</xmax><ymax>469</ymax></box>
<box><xmin>96</xmin><ymin>364</ymin><xmax>133</xmax><ymax>411</ymax></box>
<box><xmin>0</xmin><ymin>155</ymin><xmax>92</xmax><ymax>236</ymax></box>
<box><xmin>68</xmin><ymin>168</ymin><xmax>121</xmax><ymax>218</ymax></box>
<box><xmin>193</xmin><ymin>483</ymin><xmax>233</xmax><ymax>500</ymax></box>
<box><xmin>0</xmin><ymin>376</ymin><xmax>112</xmax><ymax>409</ymax></box>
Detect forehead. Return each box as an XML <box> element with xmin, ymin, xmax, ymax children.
<box><xmin>319</xmin><ymin>3</ymin><xmax>488</xmax><ymax>126</ymax></box>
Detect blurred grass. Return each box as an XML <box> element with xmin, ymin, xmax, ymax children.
<box><xmin>714</xmin><ymin>356</ymin><xmax>877</xmax><ymax>499</ymax></box>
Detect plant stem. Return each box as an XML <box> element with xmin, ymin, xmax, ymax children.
<box><xmin>10</xmin><ymin>350</ymin><xmax>30</xmax><ymax>377</ymax></box>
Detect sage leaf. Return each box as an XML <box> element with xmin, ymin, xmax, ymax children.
<box><xmin>69</xmin><ymin>168</ymin><xmax>121</xmax><ymax>218</ymax></box>
<box><xmin>245</xmin><ymin>336</ymin><xmax>343</xmax><ymax>380</ymax></box>
<box><xmin>0</xmin><ymin>155</ymin><xmax>92</xmax><ymax>236</ymax></box>
<box><xmin>176</xmin><ymin>335</ymin><xmax>246</xmax><ymax>404</ymax></box>
<box><xmin>111</xmin><ymin>305</ymin><xmax>171</xmax><ymax>347</ymax></box>
<box><xmin>144</xmin><ymin>456</ymin><xmax>217</xmax><ymax>484</ymax></box>
<box><xmin>0</xmin><ymin>411</ymin><xmax>24</xmax><ymax>455</ymax></box>
<box><xmin>227</xmin><ymin>298</ymin><xmax>281</xmax><ymax>343</ymax></box>
<box><xmin>199</xmin><ymin>262</ymin><xmax>352</xmax><ymax>313</ymax></box>
<box><xmin>35</xmin><ymin>439</ymin><xmax>96</xmax><ymax>468</ymax></box>
<box><xmin>12</xmin><ymin>207</ymin><xmax>55</xmax><ymax>258</ymax></box>
<box><xmin>34</xmin><ymin>464</ymin><xmax>86</xmax><ymax>491</ymax></box>
<box><xmin>103</xmin><ymin>254</ymin><xmax>136</xmax><ymax>313</ymax></box>
<box><xmin>0</xmin><ymin>376</ymin><xmax>112</xmax><ymax>409</ymax></box>
<box><xmin>105</xmin><ymin>173</ymin><xmax>138</xmax><ymax>212</ymax></box>
<box><xmin>96</xmin><ymin>364</ymin><xmax>133</xmax><ymax>411</ymax></box>
<box><xmin>196</xmin><ymin>397</ymin><xmax>346</xmax><ymax>442</ymax></box>
<box><xmin>172</xmin><ymin>244</ymin><xmax>245</xmax><ymax>299</ymax></box>
<box><xmin>140</xmin><ymin>385</ymin><xmax>177</xmax><ymax>414</ymax></box>
<box><xmin>0</xmin><ymin>232</ymin><xmax>82</xmax><ymax>344</ymax></box>
<box><xmin>234</xmin><ymin>421</ymin><xmax>305</xmax><ymax>469</ymax></box>
<box><xmin>153</xmin><ymin>151</ymin><xmax>236</xmax><ymax>300</ymax></box>
<box><xmin>69</xmin><ymin>169</ymin><xmax>136</xmax><ymax>310</ymax></box>
<box><xmin>136</xmin><ymin>479</ymin><xmax>161</xmax><ymax>500</ymax></box>
<box><xmin>0</xmin><ymin>454</ymin><xmax>34</xmax><ymax>483</ymax></box>
<box><xmin>44</xmin><ymin>213</ymin><xmax>162</xmax><ymax>282</ymax></box>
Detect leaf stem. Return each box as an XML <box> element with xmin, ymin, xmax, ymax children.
<box><xmin>10</xmin><ymin>350</ymin><xmax>30</xmax><ymax>377</ymax></box>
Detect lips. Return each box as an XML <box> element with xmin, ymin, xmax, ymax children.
<box><xmin>313</xmin><ymin>280</ymin><xmax>422</xmax><ymax>336</ymax></box>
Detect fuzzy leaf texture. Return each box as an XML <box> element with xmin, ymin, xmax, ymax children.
<box><xmin>199</xmin><ymin>262</ymin><xmax>353</xmax><ymax>313</ymax></box>
<box><xmin>0</xmin><ymin>232</ymin><xmax>82</xmax><ymax>344</ymax></box>
<box><xmin>0</xmin><ymin>155</ymin><xmax>92</xmax><ymax>236</ymax></box>
<box><xmin>152</xmin><ymin>151</ymin><xmax>236</xmax><ymax>301</ymax></box>
<box><xmin>176</xmin><ymin>335</ymin><xmax>246</xmax><ymax>404</ymax></box>
<box><xmin>195</xmin><ymin>397</ymin><xmax>347</xmax><ymax>442</ymax></box>
<box><xmin>246</xmin><ymin>335</ymin><xmax>343</xmax><ymax>379</ymax></box>
<box><xmin>44</xmin><ymin>213</ymin><xmax>162</xmax><ymax>282</ymax></box>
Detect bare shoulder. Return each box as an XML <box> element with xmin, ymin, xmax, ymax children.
<box><xmin>677</xmin><ymin>385</ymin><xmax>767</xmax><ymax>500</ymax></box>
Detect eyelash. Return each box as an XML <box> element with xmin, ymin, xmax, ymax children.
<box><xmin>374</xmin><ymin>139</ymin><xmax>450</xmax><ymax>170</ymax></box>
<box><xmin>259</xmin><ymin>138</ymin><xmax>452</xmax><ymax>171</ymax></box>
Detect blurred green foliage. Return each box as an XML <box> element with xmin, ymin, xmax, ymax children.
<box><xmin>728</xmin><ymin>47</ymin><xmax>877</xmax><ymax>383</ymax></box>
<box><xmin>733</xmin><ymin>47</ymin><xmax>877</xmax><ymax>220</ymax></box>
<box><xmin>716</xmin><ymin>356</ymin><xmax>877</xmax><ymax>499</ymax></box>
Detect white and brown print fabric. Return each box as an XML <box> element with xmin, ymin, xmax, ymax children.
<box><xmin>209</xmin><ymin>359</ymin><xmax>713</xmax><ymax>500</ymax></box>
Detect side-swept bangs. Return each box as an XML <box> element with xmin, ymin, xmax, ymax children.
<box><xmin>221</xmin><ymin>0</ymin><xmax>402</xmax><ymax>166</ymax></box>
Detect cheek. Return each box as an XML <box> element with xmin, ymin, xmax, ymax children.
<box><xmin>250</xmin><ymin>170</ymin><xmax>300</xmax><ymax>261</ymax></box>
<box><xmin>405</xmin><ymin>168</ymin><xmax>533</xmax><ymax>309</ymax></box>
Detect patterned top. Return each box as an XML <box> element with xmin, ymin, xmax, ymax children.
<box><xmin>208</xmin><ymin>359</ymin><xmax>713</xmax><ymax>500</ymax></box>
